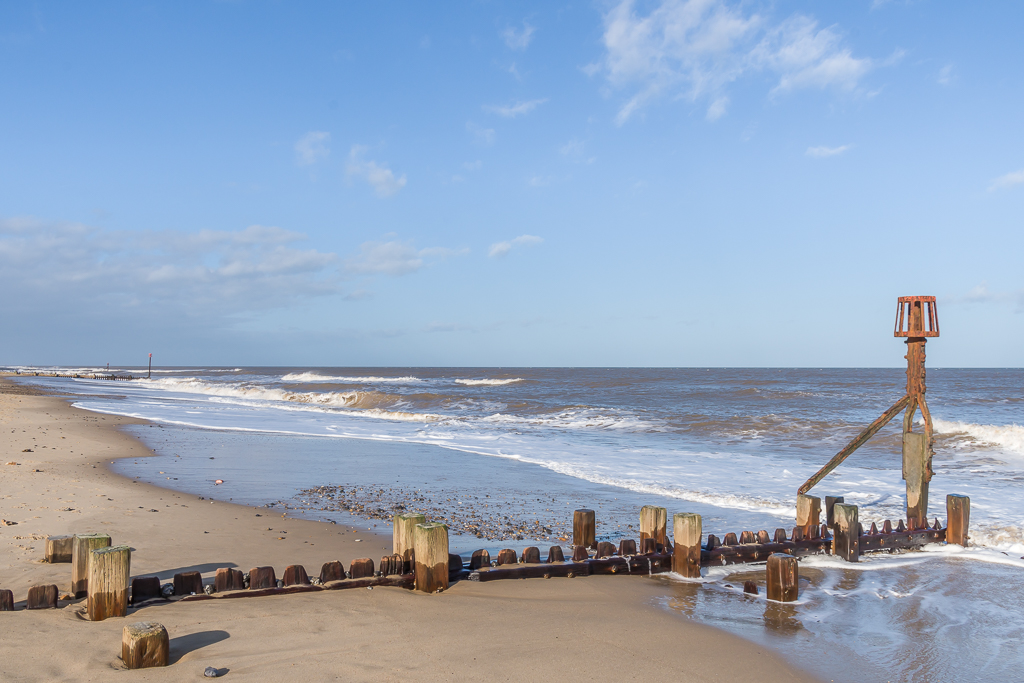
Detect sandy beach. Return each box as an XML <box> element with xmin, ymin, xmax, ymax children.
<box><xmin>0</xmin><ymin>376</ymin><xmax>821</xmax><ymax>682</ymax></box>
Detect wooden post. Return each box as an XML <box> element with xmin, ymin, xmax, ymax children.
<box><xmin>45</xmin><ymin>535</ymin><xmax>73</xmax><ymax>563</ymax></box>
<box><xmin>946</xmin><ymin>494</ymin><xmax>970</xmax><ymax>547</ymax></box>
<box><xmin>130</xmin><ymin>577</ymin><xmax>161</xmax><ymax>604</ymax></box>
<box><xmin>72</xmin><ymin>533</ymin><xmax>111</xmax><ymax>598</ymax></box>
<box><xmin>595</xmin><ymin>541</ymin><xmax>616</xmax><ymax>559</ymax></box>
<box><xmin>904</xmin><ymin>432</ymin><xmax>929</xmax><ymax>529</ymax></box>
<box><xmin>349</xmin><ymin>558</ymin><xmax>374</xmax><ymax>579</ymax></box>
<box><xmin>173</xmin><ymin>571</ymin><xmax>203</xmax><ymax>596</ymax></box>
<box><xmin>672</xmin><ymin>513</ymin><xmax>702</xmax><ymax>579</ymax></box>
<box><xmin>639</xmin><ymin>505</ymin><xmax>668</xmax><ymax>547</ymax></box>
<box><xmin>249</xmin><ymin>566</ymin><xmax>276</xmax><ymax>590</ymax></box>
<box><xmin>832</xmin><ymin>503</ymin><xmax>860</xmax><ymax>562</ymax></box>
<box><xmin>573</xmin><ymin>509</ymin><xmax>596</xmax><ymax>550</ymax></box>
<box><xmin>393</xmin><ymin>512</ymin><xmax>426</xmax><ymax>571</ymax></box>
<box><xmin>413</xmin><ymin>522</ymin><xmax>449</xmax><ymax>593</ymax></box>
<box><xmin>640</xmin><ymin>538</ymin><xmax>657</xmax><ymax>554</ymax></box>
<box><xmin>87</xmin><ymin>545</ymin><xmax>130</xmax><ymax>621</ymax></box>
<box><xmin>618</xmin><ymin>539</ymin><xmax>637</xmax><ymax>556</ymax></box>
<box><xmin>283</xmin><ymin>565</ymin><xmax>311</xmax><ymax>585</ymax></box>
<box><xmin>122</xmin><ymin>622</ymin><xmax>169</xmax><ymax>669</ymax></box>
<box><xmin>824</xmin><ymin>496</ymin><xmax>844</xmax><ymax>527</ymax></box>
<box><xmin>796</xmin><ymin>494</ymin><xmax>821</xmax><ymax>529</ymax></box>
<box><xmin>743</xmin><ymin>580</ymin><xmax>758</xmax><ymax>595</ymax></box>
<box><xmin>469</xmin><ymin>549</ymin><xmax>490</xmax><ymax>570</ymax></box>
<box><xmin>0</xmin><ymin>589</ymin><xmax>13</xmax><ymax>611</ymax></box>
<box><xmin>26</xmin><ymin>584</ymin><xmax>58</xmax><ymax>609</ymax></box>
<box><xmin>546</xmin><ymin>546</ymin><xmax>565</xmax><ymax>563</ymax></box>
<box><xmin>765</xmin><ymin>553</ymin><xmax>798</xmax><ymax>602</ymax></box>
<box><xmin>521</xmin><ymin>547</ymin><xmax>541</xmax><ymax>564</ymax></box>
<box><xmin>497</xmin><ymin>549</ymin><xmax>518</xmax><ymax>565</ymax></box>
<box><xmin>214</xmin><ymin>568</ymin><xmax>245</xmax><ymax>592</ymax></box>
<box><xmin>320</xmin><ymin>561</ymin><xmax>344</xmax><ymax>583</ymax></box>
<box><xmin>571</xmin><ymin>545</ymin><xmax>589</xmax><ymax>562</ymax></box>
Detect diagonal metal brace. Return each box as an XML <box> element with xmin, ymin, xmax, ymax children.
<box><xmin>798</xmin><ymin>394</ymin><xmax>912</xmax><ymax>495</ymax></box>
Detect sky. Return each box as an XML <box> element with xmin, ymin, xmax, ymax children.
<box><xmin>1</xmin><ymin>1</ymin><xmax>1022</xmax><ymax>368</ymax></box>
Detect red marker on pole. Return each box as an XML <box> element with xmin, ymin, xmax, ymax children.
<box><xmin>148</xmin><ymin>353</ymin><xmax>152</xmax><ymax>380</ymax></box>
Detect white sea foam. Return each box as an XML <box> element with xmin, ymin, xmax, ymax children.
<box><xmin>933</xmin><ymin>418</ymin><xmax>1024</xmax><ymax>455</ymax></box>
<box><xmin>454</xmin><ymin>378</ymin><xmax>523</xmax><ymax>386</ymax></box>
<box><xmin>280</xmin><ymin>372</ymin><xmax>422</xmax><ymax>383</ymax></box>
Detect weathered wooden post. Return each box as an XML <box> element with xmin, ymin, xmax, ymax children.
<box><xmin>573</xmin><ymin>509</ymin><xmax>596</xmax><ymax>550</ymax></box>
<box><xmin>87</xmin><ymin>545</ymin><xmax>131</xmax><ymax>621</ymax></box>
<box><xmin>349</xmin><ymin>558</ymin><xmax>374</xmax><ymax>579</ymax></box>
<box><xmin>26</xmin><ymin>584</ymin><xmax>58</xmax><ymax>609</ymax></box>
<box><xmin>796</xmin><ymin>494</ymin><xmax>821</xmax><ymax>530</ymax></box>
<box><xmin>546</xmin><ymin>546</ymin><xmax>565</xmax><ymax>563</ymax></box>
<box><xmin>521</xmin><ymin>547</ymin><xmax>541</xmax><ymax>564</ymax></box>
<box><xmin>0</xmin><ymin>589</ymin><xmax>13</xmax><ymax>611</ymax></box>
<box><xmin>130</xmin><ymin>577</ymin><xmax>161</xmax><ymax>605</ymax></box>
<box><xmin>413</xmin><ymin>522</ymin><xmax>449</xmax><ymax>593</ymax></box>
<box><xmin>946</xmin><ymin>494</ymin><xmax>970</xmax><ymax>547</ymax></box>
<box><xmin>72</xmin><ymin>533</ymin><xmax>111</xmax><ymax>598</ymax></box>
<box><xmin>215</xmin><ymin>568</ymin><xmax>245</xmax><ymax>592</ymax></box>
<box><xmin>249</xmin><ymin>567</ymin><xmax>276</xmax><ymax>590</ymax></box>
<box><xmin>173</xmin><ymin>571</ymin><xmax>203</xmax><ymax>596</ymax></box>
<box><xmin>903</xmin><ymin>432</ymin><xmax>929</xmax><ymax>529</ymax></box>
<box><xmin>824</xmin><ymin>496</ymin><xmax>844</xmax><ymax>527</ymax></box>
<box><xmin>639</xmin><ymin>505</ymin><xmax>667</xmax><ymax>548</ymax></box>
<box><xmin>393</xmin><ymin>512</ymin><xmax>426</xmax><ymax>571</ymax></box>
<box><xmin>469</xmin><ymin>549</ymin><xmax>490</xmax><ymax>570</ymax></box>
<box><xmin>319</xmin><ymin>561</ymin><xmax>344</xmax><ymax>583</ymax></box>
<box><xmin>672</xmin><ymin>513</ymin><xmax>702</xmax><ymax>579</ymax></box>
<box><xmin>765</xmin><ymin>553</ymin><xmax>799</xmax><ymax>602</ymax></box>
<box><xmin>283</xmin><ymin>565</ymin><xmax>311</xmax><ymax>585</ymax></box>
<box><xmin>122</xmin><ymin>622</ymin><xmax>169</xmax><ymax>669</ymax></box>
<box><xmin>832</xmin><ymin>503</ymin><xmax>860</xmax><ymax>562</ymax></box>
<box><xmin>45</xmin><ymin>535</ymin><xmax>74</xmax><ymax>563</ymax></box>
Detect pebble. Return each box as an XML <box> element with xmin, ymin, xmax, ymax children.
<box><xmin>204</xmin><ymin>666</ymin><xmax>220</xmax><ymax>677</ymax></box>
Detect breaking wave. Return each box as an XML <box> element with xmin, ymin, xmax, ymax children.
<box><xmin>280</xmin><ymin>372</ymin><xmax>422</xmax><ymax>383</ymax></box>
<box><xmin>454</xmin><ymin>378</ymin><xmax>524</xmax><ymax>386</ymax></box>
<box><xmin>933</xmin><ymin>418</ymin><xmax>1024</xmax><ymax>456</ymax></box>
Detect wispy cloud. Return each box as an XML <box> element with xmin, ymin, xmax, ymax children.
<box><xmin>806</xmin><ymin>144</ymin><xmax>851</xmax><ymax>158</ymax></box>
<box><xmin>345</xmin><ymin>145</ymin><xmax>407</xmax><ymax>197</ymax></box>
<box><xmin>488</xmin><ymin>234</ymin><xmax>543</xmax><ymax>258</ymax></box>
<box><xmin>596</xmin><ymin>0</ymin><xmax>878</xmax><ymax>124</ymax></box>
<box><xmin>938</xmin><ymin>63</ymin><xmax>954</xmax><ymax>85</ymax></box>
<box><xmin>948</xmin><ymin>283</ymin><xmax>1024</xmax><ymax>312</ymax></box>
<box><xmin>502</xmin><ymin>22</ymin><xmax>536</xmax><ymax>50</ymax></box>
<box><xmin>483</xmin><ymin>98</ymin><xmax>548</xmax><ymax>118</ymax></box>
<box><xmin>0</xmin><ymin>217</ymin><xmax>339</xmax><ymax>317</ymax></box>
<box><xmin>466</xmin><ymin>122</ymin><xmax>496</xmax><ymax>146</ymax></box>
<box><xmin>989</xmin><ymin>170</ymin><xmax>1024</xmax><ymax>192</ymax></box>
<box><xmin>295</xmin><ymin>131</ymin><xmax>331</xmax><ymax>166</ymax></box>
<box><xmin>345</xmin><ymin>240</ymin><xmax>465</xmax><ymax>276</ymax></box>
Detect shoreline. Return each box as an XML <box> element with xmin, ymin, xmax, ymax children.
<box><xmin>0</xmin><ymin>376</ymin><xmax>820</xmax><ymax>681</ymax></box>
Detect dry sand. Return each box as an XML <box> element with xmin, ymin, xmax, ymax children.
<box><xmin>0</xmin><ymin>377</ymin><xmax>820</xmax><ymax>682</ymax></box>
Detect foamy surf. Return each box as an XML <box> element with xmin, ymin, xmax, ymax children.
<box><xmin>454</xmin><ymin>378</ymin><xmax>523</xmax><ymax>386</ymax></box>
<box><xmin>932</xmin><ymin>417</ymin><xmax>1024</xmax><ymax>455</ymax></box>
<box><xmin>280</xmin><ymin>372</ymin><xmax>422</xmax><ymax>383</ymax></box>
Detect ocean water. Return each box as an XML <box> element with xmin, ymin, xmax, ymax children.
<box><xmin>9</xmin><ymin>366</ymin><xmax>1024</xmax><ymax>681</ymax></box>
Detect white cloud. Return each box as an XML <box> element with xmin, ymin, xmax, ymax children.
<box><xmin>989</xmin><ymin>170</ymin><xmax>1024</xmax><ymax>192</ymax></box>
<box><xmin>806</xmin><ymin>144</ymin><xmax>851</xmax><ymax>158</ymax></box>
<box><xmin>706</xmin><ymin>96</ymin><xmax>729</xmax><ymax>120</ymax></box>
<box><xmin>345</xmin><ymin>145</ymin><xmax>407</xmax><ymax>197</ymax></box>
<box><xmin>295</xmin><ymin>131</ymin><xmax>331</xmax><ymax>166</ymax></box>
<box><xmin>463</xmin><ymin>160</ymin><xmax>482</xmax><ymax>171</ymax></box>
<box><xmin>502</xmin><ymin>22</ymin><xmax>536</xmax><ymax>50</ymax></box>
<box><xmin>483</xmin><ymin>98</ymin><xmax>548</xmax><ymax>118</ymax></box>
<box><xmin>597</xmin><ymin>0</ymin><xmax>876</xmax><ymax>124</ymax></box>
<box><xmin>466</xmin><ymin>122</ymin><xmax>496</xmax><ymax>146</ymax></box>
<box><xmin>344</xmin><ymin>241</ymin><xmax>465</xmax><ymax>276</ymax></box>
<box><xmin>488</xmin><ymin>234</ymin><xmax>543</xmax><ymax>258</ymax></box>
<box><xmin>938</xmin><ymin>63</ymin><xmax>954</xmax><ymax>85</ymax></box>
<box><xmin>0</xmin><ymin>217</ymin><xmax>339</xmax><ymax>316</ymax></box>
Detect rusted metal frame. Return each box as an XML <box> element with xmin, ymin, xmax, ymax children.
<box><xmin>798</xmin><ymin>394</ymin><xmax>912</xmax><ymax>495</ymax></box>
<box><xmin>179</xmin><ymin>573</ymin><xmax>415</xmax><ymax>601</ymax></box>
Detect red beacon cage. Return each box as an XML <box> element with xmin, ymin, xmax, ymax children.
<box><xmin>894</xmin><ymin>296</ymin><xmax>939</xmax><ymax>338</ymax></box>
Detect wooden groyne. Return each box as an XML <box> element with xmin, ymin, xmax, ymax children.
<box><xmin>26</xmin><ymin>371</ymin><xmax>136</xmax><ymax>381</ymax></box>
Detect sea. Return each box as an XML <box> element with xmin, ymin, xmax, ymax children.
<box><xmin>8</xmin><ymin>366</ymin><xmax>1023</xmax><ymax>682</ymax></box>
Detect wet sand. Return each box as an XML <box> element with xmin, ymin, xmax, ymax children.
<box><xmin>0</xmin><ymin>376</ymin><xmax>820</xmax><ymax>682</ymax></box>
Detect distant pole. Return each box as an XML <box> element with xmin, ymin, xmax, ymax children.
<box><xmin>148</xmin><ymin>353</ymin><xmax>152</xmax><ymax>379</ymax></box>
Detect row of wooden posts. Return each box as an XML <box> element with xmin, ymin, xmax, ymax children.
<box><xmin>0</xmin><ymin>497</ymin><xmax>970</xmax><ymax>669</ymax></box>
<box><xmin>28</xmin><ymin>372</ymin><xmax>135</xmax><ymax>381</ymax></box>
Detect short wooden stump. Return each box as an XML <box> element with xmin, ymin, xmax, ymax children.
<box><xmin>122</xmin><ymin>622</ymin><xmax>169</xmax><ymax>669</ymax></box>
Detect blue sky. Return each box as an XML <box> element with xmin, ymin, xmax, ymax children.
<box><xmin>1</xmin><ymin>1</ymin><xmax>1022</xmax><ymax>367</ymax></box>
